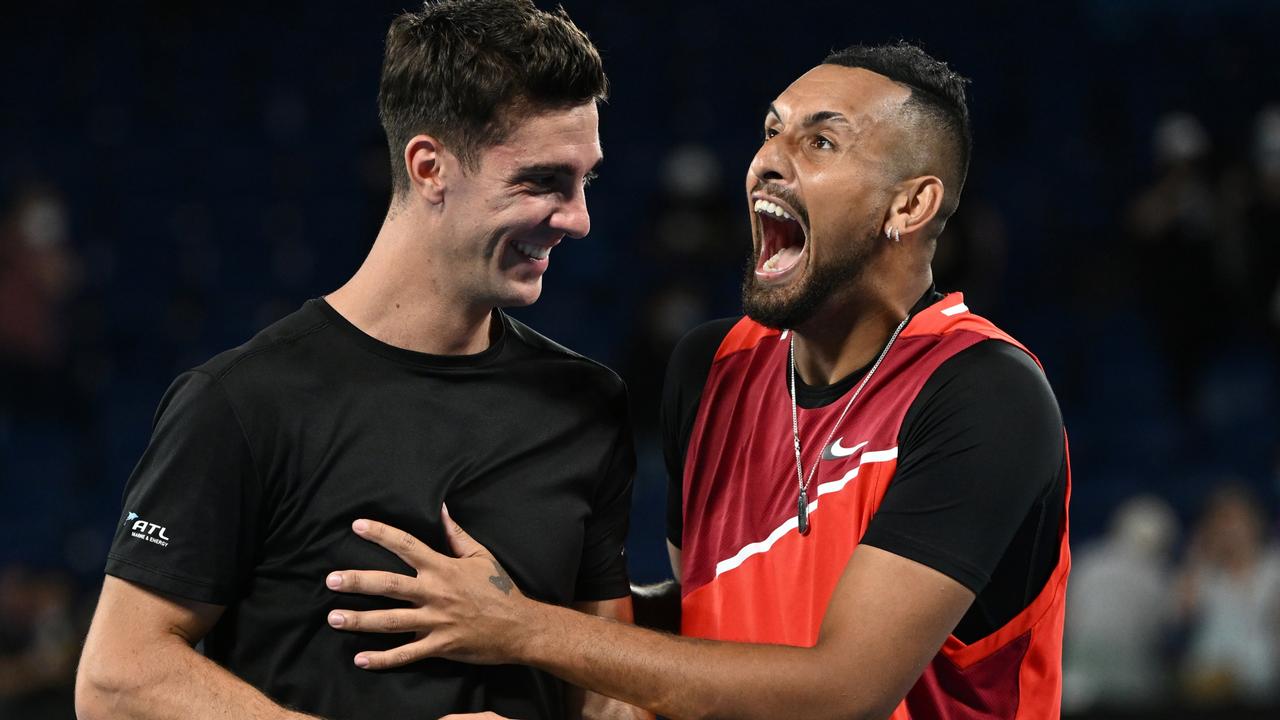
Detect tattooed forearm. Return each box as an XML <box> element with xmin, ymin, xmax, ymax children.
<box><xmin>488</xmin><ymin>558</ymin><xmax>514</xmax><ymax>595</ymax></box>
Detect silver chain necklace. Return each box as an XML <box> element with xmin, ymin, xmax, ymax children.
<box><xmin>789</xmin><ymin>315</ymin><xmax>910</xmax><ymax>535</ymax></box>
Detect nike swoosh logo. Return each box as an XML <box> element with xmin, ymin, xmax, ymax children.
<box><xmin>821</xmin><ymin>438</ymin><xmax>868</xmax><ymax>461</ymax></box>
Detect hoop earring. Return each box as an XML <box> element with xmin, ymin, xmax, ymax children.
<box><xmin>887</xmin><ymin>226</ymin><xmax>901</xmax><ymax>242</ymax></box>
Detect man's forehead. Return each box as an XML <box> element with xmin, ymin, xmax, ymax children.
<box><xmin>768</xmin><ymin>65</ymin><xmax>909</xmax><ymax>126</ymax></box>
<box><xmin>488</xmin><ymin>103</ymin><xmax>602</xmax><ymax>167</ymax></box>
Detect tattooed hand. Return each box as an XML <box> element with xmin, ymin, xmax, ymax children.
<box><xmin>323</xmin><ymin>505</ymin><xmax>534</xmax><ymax>670</ymax></box>
<box><xmin>488</xmin><ymin>558</ymin><xmax>515</xmax><ymax>595</ymax></box>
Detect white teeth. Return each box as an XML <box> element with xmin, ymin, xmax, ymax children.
<box><xmin>514</xmin><ymin>242</ymin><xmax>551</xmax><ymax>260</ymax></box>
<box><xmin>752</xmin><ymin>198</ymin><xmax>793</xmax><ymax>221</ymax></box>
<box><xmin>762</xmin><ymin>248</ymin><xmax>787</xmax><ymax>272</ymax></box>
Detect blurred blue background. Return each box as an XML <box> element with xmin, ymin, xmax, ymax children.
<box><xmin>2</xmin><ymin>1</ymin><xmax>1279</xmax><ymax>717</ymax></box>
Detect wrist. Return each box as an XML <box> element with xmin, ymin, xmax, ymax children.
<box><xmin>506</xmin><ymin>595</ymin><xmax>557</xmax><ymax>665</ymax></box>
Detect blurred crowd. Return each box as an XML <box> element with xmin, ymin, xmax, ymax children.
<box><xmin>1053</xmin><ymin>104</ymin><xmax>1280</xmax><ymax>714</ymax></box>
<box><xmin>1126</xmin><ymin>108</ymin><xmax>1280</xmax><ymax>411</ymax></box>
<box><xmin>1066</xmin><ymin>488</ymin><xmax>1280</xmax><ymax>713</ymax></box>
<box><xmin>1</xmin><ymin>184</ymin><xmax>90</xmax><ymax>716</ymax></box>
<box><xmin>9</xmin><ymin>108</ymin><xmax>1280</xmax><ymax>714</ymax></box>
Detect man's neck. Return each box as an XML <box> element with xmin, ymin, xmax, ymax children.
<box><xmin>791</xmin><ymin>275</ymin><xmax>932</xmax><ymax>387</ymax></box>
<box><xmin>325</xmin><ymin>207</ymin><xmax>494</xmax><ymax>356</ymax></box>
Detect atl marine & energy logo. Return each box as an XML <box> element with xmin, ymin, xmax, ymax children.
<box><xmin>124</xmin><ymin>511</ymin><xmax>171</xmax><ymax>548</ymax></box>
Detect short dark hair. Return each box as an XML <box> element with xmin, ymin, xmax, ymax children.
<box><xmin>823</xmin><ymin>42</ymin><xmax>971</xmax><ymax>226</ymax></box>
<box><xmin>378</xmin><ymin>0</ymin><xmax>608</xmax><ymax>196</ymax></box>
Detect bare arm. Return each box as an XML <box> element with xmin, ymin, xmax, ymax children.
<box><xmin>566</xmin><ymin>598</ymin><xmax>652</xmax><ymax>720</ymax></box>
<box><xmin>328</xmin><ymin>515</ymin><xmax>973</xmax><ymax>720</ymax></box>
<box><xmin>521</xmin><ymin>545</ymin><xmax>970</xmax><ymax>720</ymax></box>
<box><xmin>76</xmin><ymin>576</ymin><xmax>317</xmax><ymax>720</ymax></box>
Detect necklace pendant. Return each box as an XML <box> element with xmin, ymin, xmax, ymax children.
<box><xmin>797</xmin><ymin>487</ymin><xmax>810</xmax><ymax>536</ymax></box>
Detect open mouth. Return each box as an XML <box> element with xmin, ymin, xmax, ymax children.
<box><xmin>754</xmin><ymin>198</ymin><xmax>807</xmax><ymax>277</ymax></box>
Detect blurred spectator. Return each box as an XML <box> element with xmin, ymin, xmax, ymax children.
<box><xmin>1245</xmin><ymin>105</ymin><xmax>1280</xmax><ymax>338</ymax></box>
<box><xmin>1178</xmin><ymin>482</ymin><xmax>1280</xmax><ymax>706</ymax></box>
<box><xmin>0</xmin><ymin>183</ymin><xmax>81</xmax><ymax>416</ymax></box>
<box><xmin>622</xmin><ymin>144</ymin><xmax>744</xmax><ymax>434</ymax></box>
<box><xmin>0</xmin><ymin>565</ymin><xmax>78</xmax><ymax>718</ymax></box>
<box><xmin>1064</xmin><ymin>495</ymin><xmax>1180</xmax><ymax>711</ymax></box>
<box><xmin>649</xmin><ymin>144</ymin><xmax>738</xmax><ymax>264</ymax></box>
<box><xmin>1125</xmin><ymin>112</ymin><xmax>1225</xmax><ymax>412</ymax></box>
<box><xmin>619</xmin><ymin>144</ymin><xmax>746</xmax><ymax>583</ymax></box>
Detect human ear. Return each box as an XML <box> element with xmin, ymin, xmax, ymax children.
<box><xmin>884</xmin><ymin>176</ymin><xmax>944</xmax><ymax>240</ymax></box>
<box><xmin>403</xmin><ymin>135</ymin><xmax>450</xmax><ymax>205</ymax></box>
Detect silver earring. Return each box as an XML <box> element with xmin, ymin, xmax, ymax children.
<box><xmin>885</xmin><ymin>226</ymin><xmax>893</xmax><ymax>240</ymax></box>
<box><xmin>887</xmin><ymin>227</ymin><xmax>901</xmax><ymax>242</ymax></box>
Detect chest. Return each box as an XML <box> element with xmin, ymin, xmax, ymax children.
<box><xmin>248</xmin><ymin>376</ymin><xmax>616</xmax><ymax>604</ymax></box>
<box><xmin>680</xmin><ymin>335</ymin><xmax>946</xmax><ymax>596</ymax></box>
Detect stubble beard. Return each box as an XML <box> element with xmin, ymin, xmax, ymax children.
<box><xmin>740</xmin><ymin>227</ymin><xmax>878</xmax><ymax>330</ymax></box>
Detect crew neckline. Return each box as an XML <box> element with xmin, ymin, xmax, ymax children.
<box><xmin>794</xmin><ymin>286</ymin><xmax>944</xmax><ymax>409</ymax></box>
<box><xmin>311</xmin><ymin>297</ymin><xmax>508</xmax><ymax>369</ymax></box>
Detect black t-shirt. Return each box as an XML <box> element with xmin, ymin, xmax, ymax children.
<box><xmin>106</xmin><ymin>299</ymin><xmax>634</xmax><ymax>720</ymax></box>
<box><xmin>662</xmin><ymin>292</ymin><xmax>1066</xmax><ymax>643</ymax></box>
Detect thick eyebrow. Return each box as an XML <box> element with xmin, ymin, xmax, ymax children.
<box><xmin>514</xmin><ymin>157</ymin><xmax>604</xmax><ymax>179</ymax></box>
<box><xmin>801</xmin><ymin>110</ymin><xmax>851</xmax><ymax>128</ymax></box>
<box><xmin>764</xmin><ymin>104</ymin><xmax>853</xmax><ymax>130</ymax></box>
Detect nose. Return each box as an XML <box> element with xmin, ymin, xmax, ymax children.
<box><xmin>551</xmin><ymin>187</ymin><xmax>591</xmax><ymax>239</ymax></box>
<box><xmin>749</xmin><ymin>137</ymin><xmax>789</xmax><ymax>187</ymax></box>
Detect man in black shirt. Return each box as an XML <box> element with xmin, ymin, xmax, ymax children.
<box><xmin>76</xmin><ymin>3</ymin><xmax>644</xmax><ymax>719</ymax></box>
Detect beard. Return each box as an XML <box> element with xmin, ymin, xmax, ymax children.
<box><xmin>741</xmin><ymin>226</ymin><xmax>877</xmax><ymax>330</ymax></box>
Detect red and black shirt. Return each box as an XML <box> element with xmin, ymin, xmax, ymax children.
<box><xmin>663</xmin><ymin>289</ymin><xmax>1071</xmax><ymax>719</ymax></box>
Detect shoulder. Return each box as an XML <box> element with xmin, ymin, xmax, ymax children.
<box><xmin>1260</xmin><ymin>548</ymin><xmax>1280</xmax><ymax>585</ymax></box>
<box><xmin>667</xmin><ymin>317</ymin><xmax>741</xmax><ymax>383</ymax></box>
<box><xmin>503</xmin><ymin>313</ymin><xmax>627</xmax><ymax>401</ymax></box>
<box><xmin>662</xmin><ymin>316</ymin><xmax>742</xmax><ymax>419</ymax></box>
<box><xmin>194</xmin><ymin>300</ymin><xmax>331</xmax><ymax>381</ymax></box>
<box><xmin>921</xmin><ymin>339</ymin><xmax>1060</xmax><ymax>418</ymax></box>
<box><xmin>902</xmin><ymin>337</ymin><xmax>1064</xmax><ymax>470</ymax></box>
<box><xmin>900</xmin><ymin>338</ymin><xmax>1064</xmax><ymax>476</ymax></box>
<box><xmin>184</xmin><ymin>300</ymin><xmax>333</xmax><ymax>409</ymax></box>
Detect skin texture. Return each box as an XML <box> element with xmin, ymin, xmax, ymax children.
<box><xmin>741</xmin><ymin>69</ymin><xmax>902</xmax><ymax>331</ymax></box>
<box><xmin>331</xmin><ymin>514</ymin><xmax>972</xmax><ymax>720</ymax></box>
<box><xmin>747</xmin><ymin>65</ymin><xmax>945</xmax><ymax>385</ymax></box>
<box><xmin>76</xmin><ymin>577</ymin><xmax>318</xmax><ymax>720</ymax></box>
<box><xmin>325</xmin><ymin>102</ymin><xmax>602</xmax><ymax>356</ymax></box>
<box><xmin>75</xmin><ymin>102</ymin><xmax>639</xmax><ymax>720</ymax></box>
<box><xmin>336</xmin><ymin>65</ymin><xmax>973</xmax><ymax>720</ymax></box>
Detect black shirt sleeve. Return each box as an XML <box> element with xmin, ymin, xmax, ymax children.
<box><xmin>661</xmin><ymin>318</ymin><xmax>739</xmax><ymax>549</ymax></box>
<box><xmin>860</xmin><ymin>340</ymin><xmax>1065</xmax><ymax>599</ymax></box>
<box><xmin>104</xmin><ymin>370</ymin><xmax>264</xmax><ymax>605</ymax></box>
<box><xmin>574</xmin><ymin>382</ymin><xmax>638</xmax><ymax>601</ymax></box>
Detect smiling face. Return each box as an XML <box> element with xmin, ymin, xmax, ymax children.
<box><xmin>440</xmin><ymin>102</ymin><xmax>602</xmax><ymax>309</ymax></box>
<box><xmin>742</xmin><ymin>65</ymin><xmax>911</xmax><ymax>329</ymax></box>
